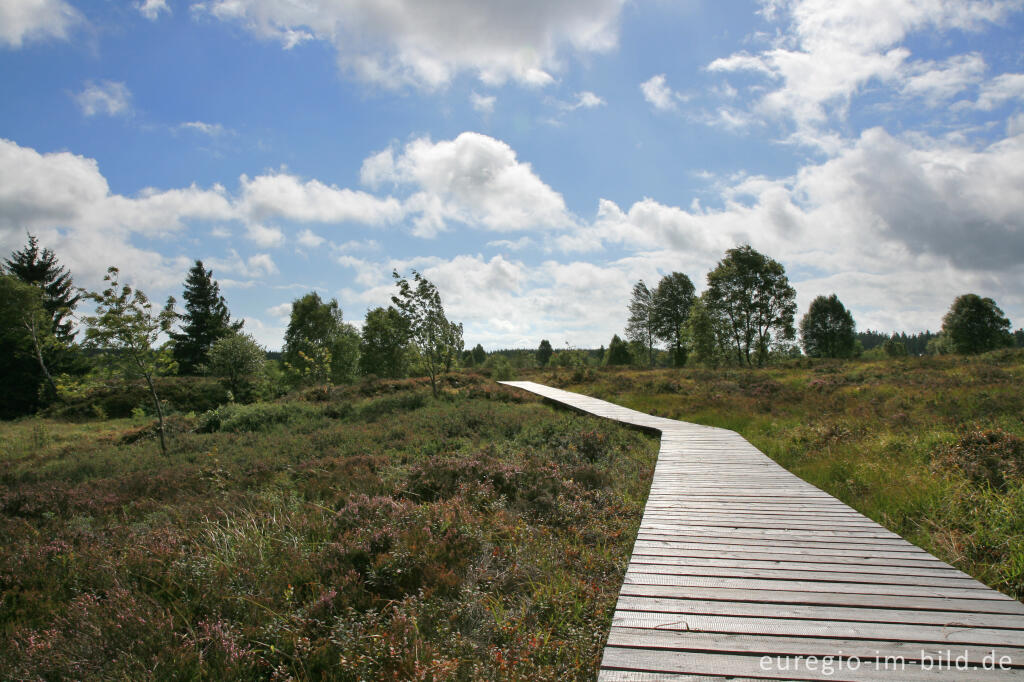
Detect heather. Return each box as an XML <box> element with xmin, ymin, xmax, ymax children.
<box><xmin>0</xmin><ymin>377</ymin><xmax>658</xmax><ymax>680</ymax></box>
<box><xmin>537</xmin><ymin>349</ymin><xmax>1024</xmax><ymax>600</ymax></box>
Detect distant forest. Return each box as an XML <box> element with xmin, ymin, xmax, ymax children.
<box><xmin>858</xmin><ymin>330</ymin><xmax>1024</xmax><ymax>355</ymax></box>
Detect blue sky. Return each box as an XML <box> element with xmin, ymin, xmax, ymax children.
<box><xmin>2</xmin><ymin>0</ymin><xmax>1023</xmax><ymax>350</ymax></box>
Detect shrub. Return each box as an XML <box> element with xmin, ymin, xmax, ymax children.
<box><xmin>357</xmin><ymin>391</ymin><xmax>427</xmax><ymax>421</ymax></box>
<box><xmin>48</xmin><ymin>376</ymin><xmax>225</xmax><ymax>419</ymax></box>
<box><xmin>932</xmin><ymin>428</ymin><xmax>1024</xmax><ymax>490</ymax></box>
<box><xmin>196</xmin><ymin>401</ymin><xmax>323</xmax><ymax>433</ymax></box>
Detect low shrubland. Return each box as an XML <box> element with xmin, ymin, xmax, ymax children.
<box><xmin>0</xmin><ymin>379</ymin><xmax>658</xmax><ymax>680</ymax></box>
<box><xmin>537</xmin><ymin>349</ymin><xmax>1024</xmax><ymax>599</ymax></box>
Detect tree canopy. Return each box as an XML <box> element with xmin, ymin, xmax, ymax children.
<box><xmin>605</xmin><ymin>334</ymin><xmax>631</xmax><ymax>366</ymax></box>
<box><xmin>800</xmin><ymin>294</ymin><xmax>856</xmax><ymax>358</ymax></box>
<box><xmin>941</xmin><ymin>294</ymin><xmax>1013</xmax><ymax>354</ymax></box>
<box><xmin>625</xmin><ymin>280</ymin><xmax>656</xmax><ymax>367</ymax></box>
<box><xmin>391</xmin><ymin>270</ymin><xmax>462</xmax><ymax>396</ymax></box>
<box><xmin>359</xmin><ymin>306</ymin><xmax>410</xmax><ymax>378</ymax></box>
<box><xmin>471</xmin><ymin>343</ymin><xmax>487</xmax><ymax>366</ymax></box>
<box><xmin>81</xmin><ymin>267</ymin><xmax>177</xmax><ymax>455</ymax></box>
<box><xmin>0</xmin><ymin>276</ymin><xmax>58</xmax><ymax>416</ymax></box>
<box><xmin>207</xmin><ymin>332</ymin><xmax>266</xmax><ymax>398</ymax></box>
<box><xmin>704</xmin><ymin>245</ymin><xmax>796</xmax><ymax>366</ymax></box>
<box><xmin>536</xmin><ymin>339</ymin><xmax>553</xmax><ymax>367</ymax></box>
<box><xmin>170</xmin><ymin>260</ymin><xmax>242</xmax><ymax>375</ymax></box>
<box><xmin>652</xmin><ymin>272</ymin><xmax>695</xmax><ymax>367</ymax></box>
<box><xmin>4</xmin><ymin>233</ymin><xmax>80</xmax><ymax>343</ymax></box>
<box><xmin>283</xmin><ymin>292</ymin><xmax>360</xmax><ymax>385</ymax></box>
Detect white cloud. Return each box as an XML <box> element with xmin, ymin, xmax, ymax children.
<box><xmin>205</xmin><ymin>249</ymin><xmax>279</xmax><ymax>279</ymax></box>
<box><xmin>179</xmin><ymin>120</ymin><xmax>228</xmax><ymax>136</ymax></box>
<box><xmin>640</xmin><ymin>74</ymin><xmax>682</xmax><ymax>111</ymax></box>
<box><xmin>562</xmin><ymin>90</ymin><xmax>605</xmax><ymax>110</ymax></box>
<box><xmin>902</xmin><ymin>53</ymin><xmax>986</xmax><ymax>106</ymax></box>
<box><xmin>74</xmin><ymin>80</ymin><xmax>133</xmax><ymax>117</ymax></box>
<box><xmin>296</xmin><ymin>228</ymin><xmax>326</xmax><ymax>248</ymax></box>
<box><xmin>575</xmin><ymin>91</ymin><xmax>605</xmax><ymax>108</ymax></box>
<box><xmin>488</xmin><ymin>236</ymin><xmax>533</xmax><ymax>251</ymax></box>
<box><xmin>0</xmin><ymin>139</ymin><xmax>236</xmax><ymax>289</ymax></box>
<box><xmin>363</xmin><ymin>132</ymin><xmax>575</xmax><ymax>236</ymax></box>
<box><xmin>195</xmin><ymin>0</ymin><xmax>626</xmax><ymax>90</ymax></box>
<box><xmin>0</xmin><ymin>0</ymin><xmax>81</xmax><ymax>48</ymax></box>
<box><xmin>972</xmin><ymin>72</ymin><xmax>1024</xmax><ymax>110</ymax></box>
<box><xmin>245</xmin><ymin>223</ymin><xmax>285</xmax><ymax>247</ymax></box>
<box><xmin>137</xmin><ymin>0</ymin><xmax>170</xmax><ymax>20</ymax></box>
<box><xmin>708</xmin><ymin>0</ymin><xmax>1019</xmax><ymax>128</ymax></box>
<box><xmin>470</xmin><ymin>92</ymin><xmax>496</xmax><ymax>114</ymax></box>
<box><xmin>1008</xmin><ymin>112</ymin><xmax>1024</xmax><ymax>137</ymax></box>
<box><xmin>240</xmin><ymin>314</ymin><xmax>288</xmax><ymax>351</ymax></box>
<box><xmin>247</xmin><ymin>253</ymin><xmax>278</xmax><ymax>276</ymax></box>
<box><xmin>266</xmin><ymin>302</ymin><xmax>292</xmax><ymax>319</ymax></box>
<box><xmin>238</xmin><ymin>171</ymin><xmax>404</xmax><ymax>225</ymax></box>
<box><xmin>561</xmin><ymin>124</ymin><xmax>1024</xmax><ymax>332</ymax></box>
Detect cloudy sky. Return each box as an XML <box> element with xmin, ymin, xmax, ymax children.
<box><xmin>2</xmin><ymin>0</ymin><xmax>1023</xmax><ymax>350</ymax></box>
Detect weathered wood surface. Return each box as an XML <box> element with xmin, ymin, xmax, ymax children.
<box><xmin>499</xmin><ymin>381</ymin><xmax>1024</xmax><ymax>680</ymax></box>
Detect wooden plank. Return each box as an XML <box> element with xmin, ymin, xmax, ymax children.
<box><xmin>623</xmin><ymin>565</ymin><xmax>983</xmax><ymax>589</ymax></box>
<box><xmin>600</xmin><ymin>647</ymin><xmax>1024</xmax><ymax>681</ymax></box>
<box><xmin>631</xmin><ymin>537</ymin><xmax>947</xmax><ymax>558</ymax></box>
<box><xmin>621</xmin><ymin>574</ymin><xmax>1006</xmax><ymax>600</ymax></box>
<box><xmin>613</xmin><ymin>596</ymin><xmax>1024</xmax><ymax>629</ymax></box>
<box><xmin>625</xmin><ymin>556</ymin><xmax>976</xmax><ymax>580</ymax></box>
<box><xmin>606</xmin><ymin>627</ymin><xmax>1024</xmax><ymax>666</ymax></box>
<box><xmin>611</xmin><ymin>611</ymin><xmax>1024</xmax><ymax>647</ymax></box>
<box><xmin>617</xmin><ymin>584</ymin><xmax>1024</xmax><ymax>614</ymax></box>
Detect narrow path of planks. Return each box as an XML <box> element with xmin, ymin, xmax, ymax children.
<box><xmin>500</xmin><ymin>380</ymin><xmax>1024</xmax><ymax>681</ymax></box>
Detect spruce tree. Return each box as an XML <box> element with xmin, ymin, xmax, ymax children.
<box><xmin>170</xmin><ymin>260</ymin><xmax>242</xmax><ymax>375</ymax></box>
<box><xmin>4</xmin><ymin>234</ymin><xmax>80</xmax><ymax>343</ymax></box>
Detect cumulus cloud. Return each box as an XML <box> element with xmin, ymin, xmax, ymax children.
<box><xmin>972</xmin><ymin>72</ymin><xmax>1024</xmax><ymax>110</ymax></box>
<box><xmin>708</xmin><ymin>0</ymin><xmax>1019</xmax><ymax>129</ymax></box>
<box><xmin>74</xmin><ymin>81</ymin><xmax>133</xmax><ymax>117</ymax></box>
<box><xmin>266</xmin><ymin>302</ymin><xmax>292</xmax><ymax>319</ymax></box>
<box><xmin>362</xmin><ymin>132</ymin><xmax>575</xmax><ymax>236</ymax></box>
<box><xmin>0</xmin><ymin>138</ymin><xmax>407</xmax><ymax>290</ymax></box>
<box><xmin>0</xmin><ymin>138</ymin><xmax>234</xmax><ymax>289</ymax></box>
<box><xmin>296</xmin><ymin>228</ymin><xmax>326</xmax><ymax>248</ymax></box>
<box><xmin>470</xmin><ymin>92</ymin><xmax>496</xmax><ymax>114</ymax></box>
<box><xmin>543</xmin><ymin>123</ymin><xmax>1024</xmax><ymax>333</ymax></box>
<box><xmin>902</xmin><ymin>53</ymin><xmax>986</xmax><ymax>106</ymax></box>
<box><xmin>0</xmin><ymin>0</ymin><xmax>81</xmax><ymax>48</ymax></box>
<box><xmin>640</xmin><ymin>74</ymin><xmax>683</xmax><ymax>111</ymax></box>
<box><xmin>238</xmin><ymin>171</ymin><xmax>404</xmax><ymax>226</ymax></box>
<box><xmin>195</xmin><ymin>0</ymin><xmax>626</xmax><ymax>89</ymax></box>
<box><xmin>137</xmin><ymin>0</ymin><xmax>170</xmax><ymax>20</ymax></box>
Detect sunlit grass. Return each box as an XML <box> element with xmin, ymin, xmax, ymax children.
<box><xmin>533</xmin><ymin>350</ymin><xmax>1024</xmax><ymax>601</ymax></box>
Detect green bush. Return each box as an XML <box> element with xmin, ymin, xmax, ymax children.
<box><xmin>49</xmin><ymin>376</ymin><xmax>225</xmax><ymax>419</ymax></box>
<box><xmin>197</xmin><ymin>401</ymin><xmax>324</xmax><ymax>433</ymax></box>
<box><xmin>357</xmin><ymin>391</ymin><xmax>427</xmax><ymax>422</ymax></box>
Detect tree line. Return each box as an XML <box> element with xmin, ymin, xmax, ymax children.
<box><xmin>0</xmin><ymin>235</ymin><xmax>466</xmax><ymax>444</ymax></box>
<box><xmin>602</xmin><ymin>244</ymin><xmax>1021</xmax><ymax>368</ymax></box>
<box><xmin>4</xmin><ymin>234</ymin><xmax>1021</xmax><ymax>434</ymax></box>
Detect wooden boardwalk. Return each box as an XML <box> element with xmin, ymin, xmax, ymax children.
<box><xmin>500</xmin><ymin>381</ymin><xmax>1024</xmax><ymax>680</ymax></box>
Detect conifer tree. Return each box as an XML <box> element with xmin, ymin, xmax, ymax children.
<box><xmin>170</xmin><ymin>260</ymin><xmax>242</xmax><ymax>375</ymax></box>
<box><xmin>4</xmin><ymin>233</ymin><xmax>80</xmax><ymax>342</ymax></box>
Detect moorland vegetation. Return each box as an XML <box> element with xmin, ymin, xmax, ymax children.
<box><xmin>2</xmin><ymin>234</ymin><xmax>1024</xmax><ymax>679</ymax></box>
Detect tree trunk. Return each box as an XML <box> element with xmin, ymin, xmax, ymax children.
<box><xmin>142</xmin><ymin>371</ymin><xmax>168</xmax><ymax>456</ymax></box>
<box><xmin>23</xmin><ymin>318</ymin><xmax>58</xmax><ymax>398</ymax></box>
